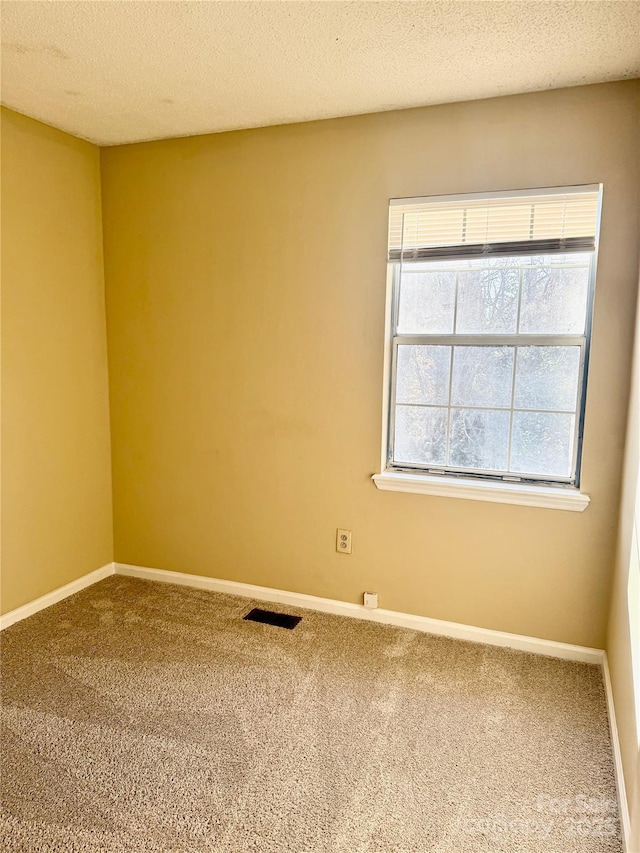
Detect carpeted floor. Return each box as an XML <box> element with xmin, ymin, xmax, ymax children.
<box><xmin>0</xmin><ymin>575</ymin><xmax>622</xmax><ymax>852</ymax></box>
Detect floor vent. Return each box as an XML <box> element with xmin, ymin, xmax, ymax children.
<box><xmin>243</xmin><ymin>607</ymin><xmax>302</xmax><ymax>629</ymax></box>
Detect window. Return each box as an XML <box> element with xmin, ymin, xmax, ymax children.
<box><xmin>378</xmin><ymin>185</ymin><xmax>601</xmax><ymax>498</ymax></box>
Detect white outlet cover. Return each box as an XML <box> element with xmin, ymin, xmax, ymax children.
<box><xmin>336</xmin><ymin>528</ymin><xmax>352</xmax><ymax>554</ymax></box>
<box><xmin>363</xmin><ymin>592</ymin><xmax>378</xmax><ymax>609</ymax></box>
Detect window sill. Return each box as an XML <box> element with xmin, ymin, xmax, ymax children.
<box><xmin>372</xmin><ymin>471</ymin><xmax>590</xmax><ymax>512</ymax></box>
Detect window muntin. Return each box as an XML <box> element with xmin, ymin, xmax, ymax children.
<box><xmin>386</xmin><ymin>236</ymin><xmax>597</xmax><ymax>486</ymax></box>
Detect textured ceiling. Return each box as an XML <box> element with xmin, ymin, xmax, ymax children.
<box><xmin>1</xmin><ymin>0</ymin><xmax>639</xmax><ymax>147</ymax></box>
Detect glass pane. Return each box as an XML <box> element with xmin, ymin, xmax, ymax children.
<box><xmin>456</xmin><ymin>262</ymin><xmax>520</xmax><ymax>334</ymax></box>
<box><xmin>514</xmin><ymin>347</ymin><xmax>581</xmax><ymax>412</ymax></box>
<box><xmin>449</xmin><ymin>409</ymin><xmax>510</xmax><ymax>471</ymax></box>
<box><xmin>510</xmin><ymin>412</ymin><xmax>575</xmax><ymax>477</ymax></box>
<box><xmin>451</xmin><ymin>346</ymin><xmax>514</xmax><ymax>408</ymax></box>
<box><xmin>397</xmin><ymin>269</ymin><xmax>456</xmax><ymax>334</ymax></box>
<box><xmin>520</xmin><ymin>257</ymin><xmax>590</xmax><ymax>334</ymax></box>
<box><xmin>394</xmin><ymin>406</ymin><xmax>446</xmax><ymax>466</ymax></box>
<box><xmin>396</xmin><ymin>346</ymin><xmax>451</xmax><ymax>405</ymax></box>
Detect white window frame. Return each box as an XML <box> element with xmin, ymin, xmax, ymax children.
<box><xmin>373</xmin><ymin>185</ymin><xmax>602</xmax><ymax>511</ymax></box>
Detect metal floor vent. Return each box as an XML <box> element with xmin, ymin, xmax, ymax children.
<box><xmin>243</xmin><ymin>607</ymin><xmax>302</xmax><ymax>630</ymax></box>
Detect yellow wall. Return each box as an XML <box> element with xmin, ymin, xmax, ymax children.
<box><xmin>1</xmin><ymin>108</ymin><xmax>113</xmax><ymax>614</ymax></box>
<box><xmin>3</xmin><ymin>85</ymin><xmax>637</xmax><ymax>827</ymax></box>
<box><xmin>608</xmin><ymin>266</ymin><xmax>640</xmax><ymax>849</ymax></box>
<box><xmin>100</xmin><ymin>82</ymin><xmax>640</xmax><ymax>649</ymax></box>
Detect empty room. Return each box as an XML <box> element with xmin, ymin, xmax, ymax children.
<box><xmin>1</xmin><ymin>1</ymin><xmax>639</xmax><ymax>851</ymax></box>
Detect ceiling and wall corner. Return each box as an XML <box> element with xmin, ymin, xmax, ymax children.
<box><xmin>1</xmin><ymin>0</ymin><xmax>639</xmax><ymax>146</ymax></box>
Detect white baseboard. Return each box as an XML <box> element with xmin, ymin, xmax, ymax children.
<box><xmin>0</xmin><ymin>558</ymin><xmax>607</xmax><ymax>664</ymax></box>
<box><xmin>115</xmin><ymin>562</ymin><xmax>604</xmax><ymax>664</ymax></box>
<box><xmin>0</xmin><ymin>563</ymin><xmax>115</xmax><ymax>630</ymax></box>
<box><xmin>602</xmin><ymin>653</ymin><xmax>632</xmax><ymax>851</ymax></box>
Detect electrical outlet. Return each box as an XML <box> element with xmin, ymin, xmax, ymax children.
<box><xmin>336</xmin><ymin>528</ymin><xmax>352</xmax><ymax>554</ymax></box>
<box><xmin>364</xmin><ymin>592</ymin><xmax>378</xmax><ymax>609</ymax></box>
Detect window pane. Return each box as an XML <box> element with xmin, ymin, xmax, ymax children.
<box><xmin>397</xmin><ymin>269</ymin><xmax>456</xmax><ymax>334</ymax></box>
<box><xmin>514</xmin><ymin>347</ymin><xmax>581</xmax><ymax>412</ymax></box>
<box><xmin>396</xmin><ymin>345</ymin><xmax>451</xmax><ymax>405</ymax></box>
<box><xmin>449</xmin><ymin>409</ymin><xmax>510</xmax><ymax>471</ymax></box>
<box><xmin>451</xmin><ymin>346</ymin><xmax>514</xmax><ymax>408</ymax></box>
<box><xmin>394</xmin><ymin>406</ymin><xmax>446</xmax><ymax>466</ymax></box>
<box><xmin>520</xmin><ymin>257</ymin><xmax>590</xmax><ymax>334</ymax></box>
<box><xmin>510</xmin><ymin>412</ymin><xmax>575</xmax><ymax>478</ymax></box>
<box><xmin>456</xmin><ymin>262</ymin><xmax>519</xmax><ymax>334</ymax></box>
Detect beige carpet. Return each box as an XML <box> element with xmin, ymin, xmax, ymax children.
<box><xmin>0</xmin><ymin>575</ymin><xmax>622</xmax><ymax>852</ymax></box>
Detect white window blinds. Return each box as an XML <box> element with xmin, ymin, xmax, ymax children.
<box><xmin>388</xmin><ymin>185</ymin><xmax>600</xmax><ymax>263</ymax></box>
